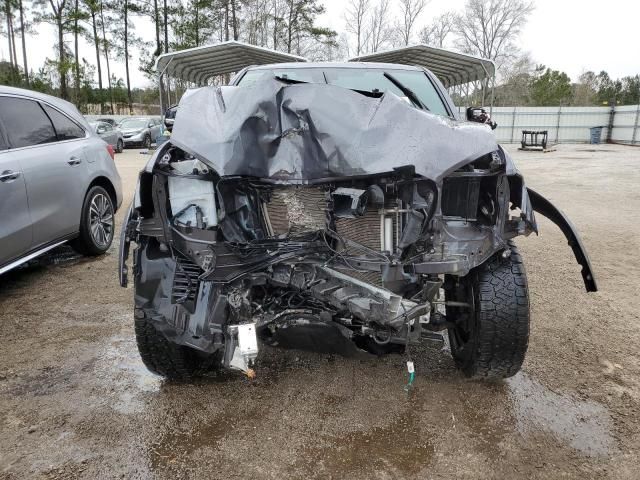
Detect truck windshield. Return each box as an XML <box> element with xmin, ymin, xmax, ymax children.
<box><xmin>237</xmin><ymin>67</ymin><xmax>450</xmax><ymax>117</ymax></box>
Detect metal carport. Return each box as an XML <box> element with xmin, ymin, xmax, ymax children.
<box><xmin>155</xmin><ymin>41</ymin><xmax>306</xmax><ymax>111</ymax></box>
<box><xmin>349</xmin><ymin>44</ymin><xmax>496</xmax><ymax>107</ymax></box>
<box><xmin>155</xmin><ymin>42</ymin><xmax>495</xmax><ymax>112</ymax></box>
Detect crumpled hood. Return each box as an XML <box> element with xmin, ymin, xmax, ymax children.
<box><xmin>170</xmin><ymin>79</ymin><xmax>498</xmax><ymax>182</ymax></box>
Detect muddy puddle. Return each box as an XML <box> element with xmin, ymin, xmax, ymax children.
<box><xmin>94</xmin><ymin>333</ymin><xmax>163</xmax><ymax>414</ymax></box>
<box><xmin>507</xmin><ymin>373</ymin><xmax>616</xmax><ymax>456</ymax></box>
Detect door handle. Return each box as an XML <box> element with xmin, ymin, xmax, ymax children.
<box><xmin>67</xmin><ymin>157</ymin><xmax>82</xmax><ymax>166</ymax></box>
<box><xmin>0</xmin><ymin>170</ymin><xmax>21</xmax><ymax>182</ymax></box>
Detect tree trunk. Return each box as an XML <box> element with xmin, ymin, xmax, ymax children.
<box><xmin>5</xmin><ymin>0</ymin><xmax>14</xmax><ymax>68</ymax></box>
<box><xmin>57</xmin><ymin>17</ymin><xmax>68</xmax><ymax>99</ymax></box>
<box><xmin>194</xmin><ymin>2</ymin><xmax>199</xmax><ymax>46</ymax></box>
<box><xmin>124</xmin><ymin>0</ymin><xmax>132</xmax><ymax>114</ymax></box>
<box><xmin>73</xmin><ymin>0</ymin><xmax>80</xmax><ymax>103</ymax></box>
<box><xmin>91</xmin><ymin>11</ymin><xmax>104</xmax><ymax>113</ymax></box>
<box><xmin>231</xmin><ymin>0</ymin><xmax>238</xmax><ymax>40</ymax></box>
<box><xmin>163</xmin><ymin>0</ymin><xmax>168</xmax><ymax>52</ymax></box>
<box><xmin>18</xmin><ymin>0</ymin><xmax>28</xmax><ymax>85</ymax></box>
<box><xmin>272</xmin><ymin>0</ymin><xmax>278</xmax><ymax>50</ymax></box>
<box><xmin>224</xmin><ymin>1</ymin><xmax>229</xmax><ymax>41</ymax></box>
<box><xmin>9</xmin><ymin>8</ymin><xmax>18</xmax><ymax>70</ymax></box>
<box><xmin>99</xmin><ymin>1</ymin><xmax>114</xmax><ymax>112</ymax></box>
<box><xmin>153</xmin><ymin>0</ymin><xmax>160</xmax><ymax>51</ymax></box>
<box><xmin>286</xmin><ymin>0</ymin><xmax>293</xmax><ymax>53</ymax></box>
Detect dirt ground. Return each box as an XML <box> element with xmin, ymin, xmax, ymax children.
<box><xmin>1</xmin><ymin>144</ymin><xmax>639</xmax><ymax>480</ymax></box>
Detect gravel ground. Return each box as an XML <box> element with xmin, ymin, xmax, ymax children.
<box><xmin>1</xmin><ymin>144</ymin><xmax>639</xmax><ymax>480</ymax></box>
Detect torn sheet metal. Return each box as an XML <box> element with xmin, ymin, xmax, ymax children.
<box><xmin>169</xmin><ymin>79</ymin><xmax>498</xmax><ymax>183</ymax></box>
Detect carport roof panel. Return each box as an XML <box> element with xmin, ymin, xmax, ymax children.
<box><xmin>348</xmin><ymin>45</ymin><xmax>495</xmax><ymax>88</ymax></box>
<box><xmin>156</xmin><ymin>41</ymin><xmax>307</xmax><ymax>84</ymax></box>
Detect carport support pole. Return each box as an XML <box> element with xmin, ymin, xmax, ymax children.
<box><xmin>159</xmin><ymin>73</ymin><xmax>166</xmax><ymax>113</ymax></box>
<box><xmin>555</xmin><ymin>105</ymin><xmax>562</xmax><ymax>144</ymax></box>
<box><xmin>510</xmin><ymin>106</ymin><xmax>517</xmax><ymax>143</ymax></box>
<box><xmin>632</xmin><ymin>103</ymin><xmax>640</xmax><ymax>145</ymax></box>
<box><xmin>606</xmin><ymin>100</ymin><xmax>615</xmax><ymax>143</ymax></box>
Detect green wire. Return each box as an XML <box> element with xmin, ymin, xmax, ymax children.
<box><xmin>404</xmin><ymin>372</ymin><xmax>415</xmax><ymax>392</ymax></box>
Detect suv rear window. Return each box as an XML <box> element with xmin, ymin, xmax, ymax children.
<box><xmin>42</xmin><ymin>104</ymin><xmax>86</xmax><ymax>140</ymax></box>
<box><xmin>0</xmin><ymin>96</ymin><xmax>57</xmax><ymax>148</ymax></box>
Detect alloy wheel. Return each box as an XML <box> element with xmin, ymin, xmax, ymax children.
<box><xmin>89</xmin><ymin>193</ymin><xmax>114</xmax><ymax>248</ymax></box>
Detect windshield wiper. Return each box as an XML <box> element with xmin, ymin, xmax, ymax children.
<box><xmin>274</xmin><ymin>75</ymin><xmax>309</xmax><ymax>84</ymax></box>
<box><xmin>383</xmin><ymin>72</ymin><xmax>429</xmax><ymax>111</ymax></box>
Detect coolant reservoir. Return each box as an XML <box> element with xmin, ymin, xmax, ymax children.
<box><xmin>168</xmin><ymin>175</ymin><xmax>218</xmax><ymax>228</ymax></box>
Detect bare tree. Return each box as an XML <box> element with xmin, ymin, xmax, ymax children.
<box><xmin>397</xmin><ymin>0</ymin><xmax>427</xmax><ymax>46</ymax></box>
<box><xmin>418</xmin><ymin>11</ymin><xmax>454</xmax><ymax>48</ymax></box>
<box><xmin>454</xmin><ymin>0</ymin><xmax>533</xmax><ymax>104</ymax></box>
<box><xmin>367</xmin><ymin>0</ymin><xmax>391</xmax><ymax>53</ymax></box>
<box><xmin>343</xmin><ymin>0</ymin><xmax>370</xmax><ymax>56</ymax></box>
<box><xmin>454</xmin><ymin>0</ymin><xmax>534</xmax><ymax>69</ymax></box>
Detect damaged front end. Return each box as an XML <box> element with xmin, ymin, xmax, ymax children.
<box><xmin>119</xmin><ymin>79</ymin><xmax>596</xmax><ymax>378</ymax></box>
<box><xmin>120</xmin><ymin>144</ymin><xmax>544</xmax><ymax>375</ymax></box>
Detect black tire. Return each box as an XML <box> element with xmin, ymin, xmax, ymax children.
<box><xmin>143</xmin><ymin>134</ymin><xmax>151</xmax><ymax>149</ymax></box>
<box><xmin>116</xmin><ymin>138</ymin><xmax>124</xmax><ymax>153</ymax></box>
<box><xmin>71</xmin><ymin>186</ymin><xmax>115</xmax><ymax>256</ymax></box>
<box><xmin>445</xmin><ymin>243</ymin><xmax>530</xmax><ymax>379</ymax></box>
<box><xmin>134</xmin><ymin>311</ymin><xmax>215</xmax><ymax>380</ymax></box>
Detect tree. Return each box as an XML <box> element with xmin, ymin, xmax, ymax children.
<box><xmin>99</xmin><ymin>0</ymin><xmax>114</xmax><ymax>112</ymax></box>
<box><xmin>3</xmin><ymin>0</ymin><xmax>18</xmax><ymax>69</ymax></box>
<box><xmin>34</xmin><ymin>0</ymin><xmax>75</xmax><ymax>99</ymax></box>
<box><xmin>367</xmin><ymin>0</ymin><xmax>391</xmax><ymax>53</ymax></box>
<box><xmin>418</xmin><ymin>11</ymin><xmax>454</xmax><ymax>48</ymax></box>
<box><xmin>17</xmin><ymin>0</ymin><xmax>29</xmax><ymax>85</ymax></box>
<box><xmin>573</xmin><ymin>71</ymin><xmax>597</xmax><ymax>106</ymax></box>
<box><xmin>454</xmin><ymin>0</ymin><xmax>534</xmax><ymax>70</ymax></box>
<box><xmin>454</xmin><ymin>0</ymin><xmax>534</xmax><ymax>102</ymax></box>
<box><xmin>619</xmin><ymin>75</ymin><xmax>640</xmax><ymax>105</ymax></box>
<box><xmin>281</xmin><ymin>0</ymin><xmax>334</xmax><ymax>56</ymax></box>
<box><xmin>110</xmin><ymin>0</ymin><xmax>143</xmax><ymax>113</ymax></box>
<box><xmin>529</xmin><ymin>66</ymin><xmax>572</xmax><ymax>106</ymax></box>
<box><xmin>494</xmin><ymin>52</ymin><xmax>533</xmax><ymax>105</ymax></box>
<box><xmin>70</xmin><ymin>0</ymin><xmax>87</xmax><ymax>102</ymax></box>
<box><xmin>83</xmin><ymin>0</ymin><xmax>105</xmax><ymax>111</ymax></box>
<box><xmin>397</xmin><ymin>0</ymin><xmax>427</xmax><ymax>46</ymax></box>
<box><xmin>344</xmin><ymin>0</ymin><xmax>370</xmax><ymax>56</ymax></box>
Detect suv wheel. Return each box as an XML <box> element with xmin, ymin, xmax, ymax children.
<box><xmin>116</xmin><ymin>138</ymin><xmax>124</xmax><ymax>153</ymax></box>
<box><xmin>143</xmin><ymin>134</ymin><xmax>151</xmax><ymax>149</ymax></box>
<box><xmin>72</xmin><ymin>186</ymin><xmax>115</xmax><ymax>255</ymax></box>
<box><xmin>445</xmin><ymin>243</ymin><xmax>530</xmax><ymax>379</ymax></box>
<box><xmin>134</xmin><ymin>310</ymin><xmax>218</xmax><ymax>380</ymax></box>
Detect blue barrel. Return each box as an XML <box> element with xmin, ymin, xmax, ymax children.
<box><xmin>589</xmin><ymin>126</ymin><xmax>603</xmax><ymax>144</ymax></box>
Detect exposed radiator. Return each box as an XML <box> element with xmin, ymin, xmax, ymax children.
<box><xmin>265</xmin><ymin>188</ymin><xmax>327</xmax><ymax>236</ymax></box>
<box><xmin>265</xmin><ymin>187</ymin><xmax>401</xmax><ymax>286</ymax></box>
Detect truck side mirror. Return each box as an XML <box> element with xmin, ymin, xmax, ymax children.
<box><xmin>466</xmin><ymin>107</ymin><xmax>497</xmax><ymax>130</ymax></box>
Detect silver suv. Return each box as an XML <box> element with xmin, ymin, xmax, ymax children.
<box><xmin>0</xmin><ymin>86</ymin><xmax>123</xmax><ymax>274</ymax></box>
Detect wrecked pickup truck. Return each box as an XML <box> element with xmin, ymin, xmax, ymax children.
<box><xmin>119</xmin><ymin>62</ymin><xmax>597</xmax><ymax>380</ymax></box>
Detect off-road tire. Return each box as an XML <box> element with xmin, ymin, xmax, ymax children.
<box><xmin>143</xmin><ymin>134</ymin><xmax>151</xmax><ymax>149</ymax></box>
<box><xmin>71</xmin><ymin>186</ymin><xmax>114</xmax><ymax>256</ymax></box>
<box><xmin>134</xmin><ymin>312</ymin><xmax>214</xmax><ymax>380</ymax></box>
<box><xmin>116</xmin><ymin>139</ymin><xmax>124</xmax><ymax>153</ymax></box>
<box><xmin>446</xmin><ymin>243</ymin><xmax>530</xmax><ymax>379</ymax></box>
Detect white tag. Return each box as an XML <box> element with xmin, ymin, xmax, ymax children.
<box><xmin>406</xmin><ymin>361</ymin><xmax>415</xmax><ymax>374</ymax></box>
<box><xmin>237</xmin><ymin>323</ymin><xmax>259</xmax><ymax>356</ymax></box>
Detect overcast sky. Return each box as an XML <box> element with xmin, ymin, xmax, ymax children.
<box><xmin>1</xmin><ymin>0</ymin><xmax>638</xmax><ymax>88</ymax></box>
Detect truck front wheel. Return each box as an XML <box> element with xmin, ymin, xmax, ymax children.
<box><xmin>445</xmin><ymin>243</ymin><xmax>530</xmax><ymax>379</ymax></box>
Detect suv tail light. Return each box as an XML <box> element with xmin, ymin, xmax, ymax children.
<box><xmin>106</xmin><ymin>144</ymin><xmax>115</xmax><ymax>160</ymax></box>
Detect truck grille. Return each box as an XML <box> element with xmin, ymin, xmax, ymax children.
<box><xmin>171</xmin><ymin>254</ymin><xmax>202</xmax><ymax>304</ymax></box>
